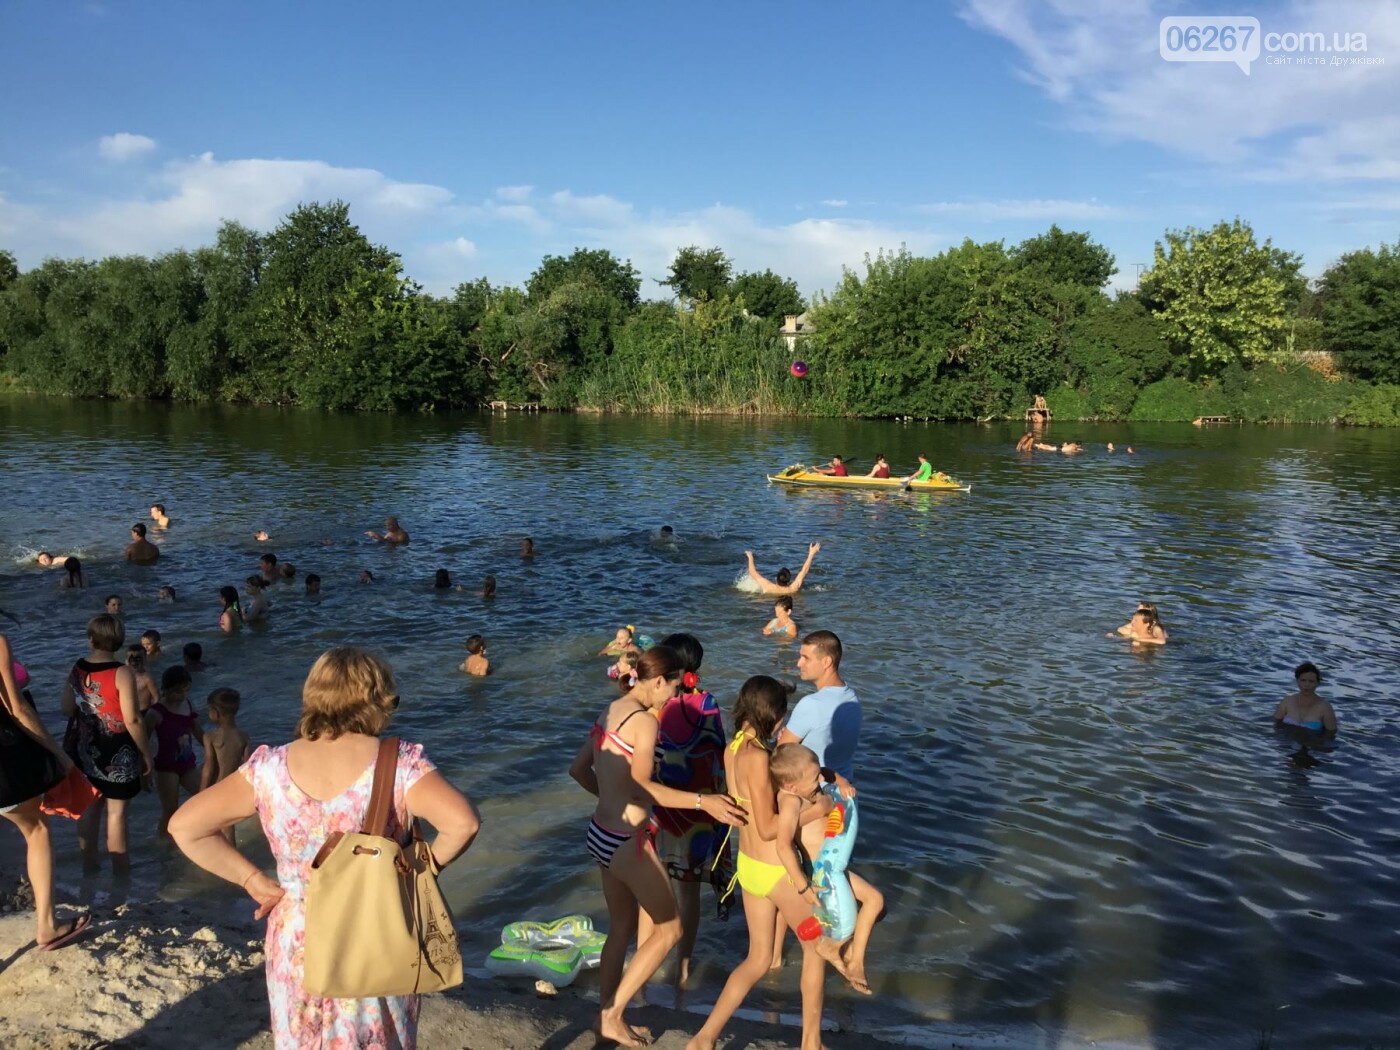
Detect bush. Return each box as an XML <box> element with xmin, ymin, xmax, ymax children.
<box><xmin>1340</xmin><ymin>384</ymin><xmax>1400</xmax><ymax>426</ymax></box>
<box><xmin>1129</xmin><ymin>377</ymin><xmax>1229</xmax><ymax>420</ymax></box>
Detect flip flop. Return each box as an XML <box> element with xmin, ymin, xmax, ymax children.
<box><xmin>38</xmin><ymin>913</ymin><xmax>92</xmax><ymax>951</ymax></box>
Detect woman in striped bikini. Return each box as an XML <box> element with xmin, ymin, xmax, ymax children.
<box><xmin>569</xmin><ymin>645</ymin><xmax>746</xmax><ymax>1048</ymax></box>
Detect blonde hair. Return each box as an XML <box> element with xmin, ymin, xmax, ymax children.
<box><xmin>207</xmin><ymin>687</ymin><xmax>241</xmax><ymax>717</ymax></box>
<box><xmin>769</xmin><ymin>742</ymin><xmax>819</xmax><ymax>788</ymax></box>
<box><xmin>295</xmin><ymin>647</ymin><xmax>398</xmax><ymax>741</ymax></box>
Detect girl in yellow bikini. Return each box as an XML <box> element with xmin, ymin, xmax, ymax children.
<box><xmin>685</xmin><ymin>676</ymin><xmax>848</xmax><ymax>1050</ymax></box>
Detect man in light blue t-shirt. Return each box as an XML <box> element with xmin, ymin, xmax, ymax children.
<box><xmin>779</xmin><ymin>629</ymin><xmax>861</xmax><ymax>777</ymax></box>
<box><xmin>774</xmin><ymin>629</ymin><xmax>881</xmax><ymax>992</ymax></box>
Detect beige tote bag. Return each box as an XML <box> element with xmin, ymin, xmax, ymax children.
<box><xmin>302</xmin><ymin>736</ymin><xmax>463</xmax><ymax>998</ymax></box>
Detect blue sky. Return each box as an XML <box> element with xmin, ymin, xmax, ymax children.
<box><xmin>2</xmin><ymin>0</ymin><xmax>1397</xmax><ymax>297</ymax></box>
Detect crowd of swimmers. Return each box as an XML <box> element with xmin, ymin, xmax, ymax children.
<box><xmin>0</xmin><ymin>506</ymin><xmax>1342</xmax><ymax>1050</ymax></box>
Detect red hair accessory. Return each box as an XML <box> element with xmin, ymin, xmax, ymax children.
<box><xmin>682</xmin><ymin>671</ymin><xmax>700</xmax><ymax>690</ymax></box>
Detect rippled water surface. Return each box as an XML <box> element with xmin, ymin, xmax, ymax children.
<box><xmin>2</xmin><ymin>400</ymin><xmax>1398</xmax><ymax>1049</ymax></box>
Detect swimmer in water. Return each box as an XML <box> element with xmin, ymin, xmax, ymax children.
<box><xmin>141</xmin><ymin>630</ymin><xmax>162</xmax><ymax>662</ymax></box>
<box><xmin>1110</xmin><ymin>602</ymin><xmax>1167</xmax><ymax>645</ymax></box>
<box><xmin>258</xmin><ymin>553</ymin><xmax>277</xmax><ymax>585</ymax></box>
<box><xmin>149</xmin><ymin>504</ymin><xmax>170</xmax><ymax>530</ymax></box>
<box><xmin>278</xmin><ymin>563</ymin><xmax>296</xmax><ymax>583</ymax></box>
<box><xmin>1107</xmin><ymin>443</ymin><xmax>1116</xmax><ymax>453</ymax></box>
<box><xmin>105</xmin><ymin>594</ymin><xmax>123</xmax><ymax>618</ymax></box>
<box><xmin>1060</xmin><ymin>441</ymin><xmax>1084</xmax><ymax>454</ymax></box>
<box><xmin>744</xmin><ymin>542</ymin><xmax>821</xmax><ymax>596</ymax></box>
<box><xmin>158</xmin><ymin>585</ymin><xmax>176</xmax><ymax>603</ymax></box>
<box><xmin>59</xmin><ymin>557</ymin><xmax>87</xmax><ymax>590</ymax></box>
<box><xmin>218</xmin><ymin>586</ymin><xmax>243</xmax><ymax>634</ymax></box>
<box><xmin>462</xmin><ymin>635</ymin><xmax>490</xmax><ymax>676</ymax></box>
<box><xmin>253</xmin><ymin>530</ymin><xmax>271</xmax><ymax>542</ymax></box>
<box><xmin>36</xmin><ymin>551</ymin><xmax>76</xmax><ymax>568</ymax></box>
<box><xmin>305</xmin><ymin>573</ymin><xmax>321</xmax><ymax>596</ymax></box>
<box><xmin>1015</xmin><ymin>433</ymin><xmax>1035</xmax><ymax>453</ymax></box>
<box><xmin>366</xmin><ymin>516</ymin><xmax>410</xmax><ymax>544</ymax></box>
<box><xmin>762</xmin><ymin>596</ymin><xmax>798</xmax><ymax>639</ymax></box>
<box><xmin>358</xmin><ymin>570</ymin><xmax>374</xmax><ymax>585</ymax></box>
<box><xmin>182</xmin><ymin>642</ymin><xmax>207</xmax><ymax>674</ymax></box>
<box><xmin>479</xmin><ymin>575</ymin><xmax>496</xmax><ymax>598</ymax></box>
<box><xmin>1033</xmin><ymin>441</ymin><xmax>1058</xmax><ymax>452</ymax></box>
<box><xmin>243</xmin><ymin>577</ymin><xmax>270</xmax><ymax>623</ymax></box>
<box><xmin>1273</xmin><ymin>661</ymin><xmax>1337</xmax><ymax>734</ymax></box>
<box><xmin>434</xmin><ymin>569</ymin><xmax>453</xmax><ymax>591</ymax></box>
<box><xmin>125</xmin><ymin>523</ymin><xmax>160</xmax><ymax>565</ymax></box>
<box><xmin>520</xmin><ymin>537</ymin><xmax>536</xmax><ymax>558</ymax></box>
<box><xmin>600</xmin><ymin>626</ymin><xmax>636</xmax><ymax>656</ymax></box>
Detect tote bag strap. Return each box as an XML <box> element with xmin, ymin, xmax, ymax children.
<box><xmin>362</xmin><ymin>736</ymin><xmax>401</xmax><ymax>837</ymax></box>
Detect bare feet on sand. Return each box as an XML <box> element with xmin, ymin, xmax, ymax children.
<box><xmin>595</xmin><ymin>1014</ymin><xmax>651</xmax><ymax>1047</ymax></box>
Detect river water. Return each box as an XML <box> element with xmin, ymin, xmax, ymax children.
<box><xmin>2</xmin><ymin>399</ymin><xmax>1397</xmax><ymax>1049</ymax></box>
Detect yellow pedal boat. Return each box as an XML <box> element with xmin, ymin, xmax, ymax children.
<box><xmin>766</xmin><ymin>465</ymin><xmax>971</xmax><ymax>492</ymax></box>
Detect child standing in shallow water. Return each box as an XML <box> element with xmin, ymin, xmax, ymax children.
<box><xmin>145</xmin><ymin>666</ymin><xmax>203</xmax><ymax>837</ymax></box>
<box><xmin>201</xmin><ymin>688</ymin><xmax>251</xmax><ymax>843</ymax></box>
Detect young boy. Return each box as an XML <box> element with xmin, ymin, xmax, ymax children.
<box><xmin>182</xmin><ymin>642</ymin><xmax>207</xmax><ymax>674</ymax></box>
<box><xmin>305</xmin><ymin>573</ymin><xmax>321</xmax><ymax>596</ymax></box>
<box><xmin>140</xmin><ymin>629</ymin><xmax>162</xmax><ymax>662</ymax></box>
<box><xmin>462</xmin><ymin>635</ymin><xmax>490</xmax><ymax>676</ymax></box>
<box><xmin>201</xmin><ymin>688</ymin><xmax>251</xmax><ymax>844</ymax></box>
<box><xmin>772</xmin><ymin>743</ymin><xmax>882</xmax><ymax>997</ymax></box>
<box><xmin>763</xmin><ymin>596</ymin><xmax>798</xmax><ymax>638</ymax></box>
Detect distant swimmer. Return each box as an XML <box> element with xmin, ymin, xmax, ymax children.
<box><xmin>366</xmin><ymin>516</ymin><xmax>410</xmax><ymax>544</ymax></box>
<box><xmin>35</xmin><ymin>551</ymin><xmax>77</xmax><ymax>568</ymax></box>
<box><xmin>243</xmin><ymin>577</ymin><xmax>270</xmax><ymax>623</ymax></box>
<box><xmin>218</xmin><ymin>586</ymin><xmax>243</xmax><ymax>633</ymax></box>
<box><xmin>478</xmin><ymin>575</ymin><xmax>496</xmax><ymax>598</ymax></box>
<box><xmin>744</xmin><ymin>542</ymin><xmax>821</xmax><ymax>596</ymax></box>
<box><xmin>600</xmin><ymin>626</ymin><xmax>636</xmax><ymax>656</ymax></box>
<box><xmin>814</xmin><ymin>456</ymin><xmax>848</xmax><ymax>477</ymax></box>
<box><xmin>1033</xmin><ymin>442</ymin><xmax>1058</xmax><ymax>452</ymax></box>
<box><xmin>359</xmin><ymin>569</ymin><xmax>374</xmax><ymax>584</ymax></box>
<box><xmin>1107</xmin><ymin>443</ymin><xmax>1116</xmax><ymax>453</ymax></box>
<box><xmin>763</xmin><ymin>595</ymin><xmax>798</xmax><ymax>639</ymax></box>
<box><xmin>1110</xmin><ymin>601</ymin><xmax>1167</xmax><ymax>645</ymax></box>
<box><xmin>651</xmin><ymin>525</ymin><xmax>677</xmax><ymax>549</ymax></box>
<box><xmin>462</xmin><ymin>634</ymin><xmax>490</xmax><ymax>676</ymax></box>
<box><xmin>1273</xmin><ymin>661</ymin><xmax>1337</xmax><ymax>734</ymax></box>
<box><xmin>259</xmin><ymin>553</ymin><xmax>278</xmax><ymax>585</ymax></box>
<box><xmin>865</xmin><ymin>454</ymin><xmax>891</xmax><ymax>479</ymax></box>
<box><xmin>158</xmin><ymin>585</ymin><xmax>176</xmax><ymax>603</ymax></box>
<box><xmin>305</xmin><ymin>573</ymin><xmax>321</xmax><ymax>596</ymax></box>
<box><xmin>1016</xmin><ymin>433</ymin><xmax>1036</xmax><ymax>453</ymax></box>
<box><xmin>520</xmin><ymin>537</ymin><xmax>536</xmax><ymax>558</ymax></box>
<box><xmin>59</xmin><ymin>557</ymin><xmax>87</xmax><ymax>589</ymax></box>
<box><xmin>253</xmin><ymin>530</ymin><xmax>271</xmax><ymax>542</ymax></box>
<box><xmin>1060</xmin><ymin>441</ymin><xmax>1084</xmax><ymax>454</ymax></box>
<box><xmin>125</xmin><ymin>523</ymin><xmax>160</xmax><ymax>565</ymax></box>
<box><xmin>149</xmin><ymin>504</ymin><xmax>170</xmax><ymax>530</ymax></box>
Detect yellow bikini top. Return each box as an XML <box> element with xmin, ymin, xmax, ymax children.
<box><xmin>727</xmin><ymin>728</ymin><xmax>771</xmax><ymax>805</ymax></box>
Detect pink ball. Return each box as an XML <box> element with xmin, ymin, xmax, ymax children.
<box><xmin>790</xmin><ymin>360</ymin><xmax>809</xmax><ymax>378</ymax></box>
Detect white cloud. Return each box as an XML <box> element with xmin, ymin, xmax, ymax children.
<box><xmin>918</xmin><ymin>198</ymin><xmax>1129</xmax><ymax>220</ymax></box>
<box><xmin>958</xmin><ymin>0</ymin><xmax>1400</xmax><ymax>181</ymax></box>
<box><xmin>98</xmin><ymin>132</ymin><xmax>157</xmax><ymax>161</ymax></box>
<box><xmin>495</xmin><ymin>185</ymin><xmax>534</xmax><ymax>202</ymax></box>
<box><xmin>821</xmin><ymin>199</ymin><xmax>848</xmax><ymax>207</ymax></box>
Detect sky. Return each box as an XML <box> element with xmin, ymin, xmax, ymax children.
<box><xmin>1</xmin><ymin>0</ymin><xmax>1398</xmax><ymax>298</ymax></box>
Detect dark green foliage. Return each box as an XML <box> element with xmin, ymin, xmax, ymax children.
<box><xmin>2</xmin><ymin>212</ymin><xmax>1399</xmax><ymax>421</ymax></box>
<box><xmin>730</xmin><ymin>269</ymin><xmax>804</xmax><ymax>320</ymax></box>
<box><xmin>1011</xmin><ymin>225</ymin><xmax>1115</xmax><ymax>289</ymax></box>
<box><xmin>662</xmin><ymin>246</ymin><xmax>732</xmax><ymax>302</ymax></box>
<box><xmin>1320</xmin><ymin>241</ymin><xmax>1400</xmax><ymax>384</ymax></box>
<box><xmin>526</xmin><ymin>248</ymin><xmax>641</xmax><ymax>310</ymax></box>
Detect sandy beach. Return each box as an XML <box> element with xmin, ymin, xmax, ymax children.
<box><xmin>0</xmin><ymin>862</ymin><xmax>988</xmax><ymax>1050</ymax></box>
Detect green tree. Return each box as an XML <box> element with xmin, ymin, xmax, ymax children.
<box><xmin>1319</xmin><ymin>241</ymin><xmax>1400</xmax><ymax>384</ymax></box>
<box><xmin>0</xmin><ymin>250</ymin><xmax>18</xmax><ymax>293</ymax></box>
<box><xmin>1138</xmin><ymin>219</ymin><xmax>1302</xmax><ymax>377</ymax></box>
<box><xmin>662</xmin><ymin>246</ymin><xmax>732</xmax><ymax>302</ymax></box>
<box><xmin>1011</xmin><ymin>225</ymin><xmax>1115</xmax><ymax>288</ymax></box>
<box><xmin>526</xmin><ymin>248</ymin><xmax>641</xmax><ymax>310</ymax></box>
<box><xmin>729</xmin><ymin>269</ymin><xmax>804</xmax><ymax>320</ymax></box>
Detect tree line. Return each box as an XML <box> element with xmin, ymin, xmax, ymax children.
<box><xmin>1</xmin><ymin>202</ymin><xmax>1397</xmax><ymax>423</ymax></box>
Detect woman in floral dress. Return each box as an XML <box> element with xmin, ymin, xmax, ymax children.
<box><xmin>172</xmin><ymin>647</ymin><xmax>481</xmax><ymax>1049</ymax></box>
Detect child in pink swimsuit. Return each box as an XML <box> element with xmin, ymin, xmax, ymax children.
<box><xmin>145</xmin><ymin>666</ymin><xmax>203</xmax><ymax>836</ymax></box>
